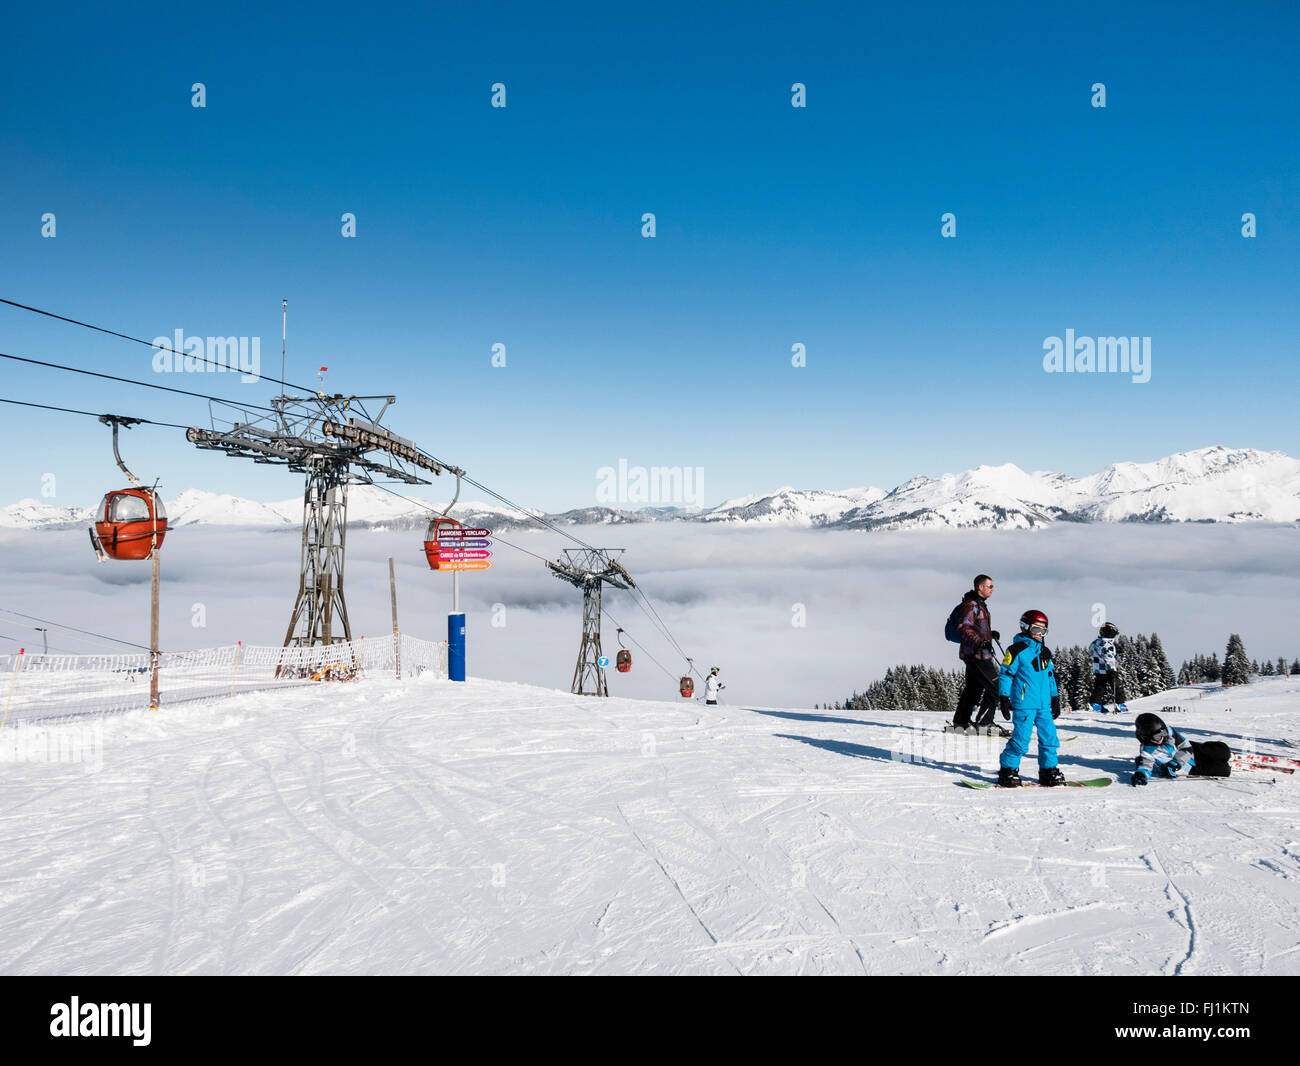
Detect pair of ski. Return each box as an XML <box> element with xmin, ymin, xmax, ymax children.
<box><xmin>1231</xmin><ymin>753</ymin><xmax>1299</xmax><ymax>775</ymax></box>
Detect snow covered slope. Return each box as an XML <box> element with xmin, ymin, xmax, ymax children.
<box><xmin>2</xmin><ymin>674</ymin><xmax>1297</xmax><ymax>975</ymax></box>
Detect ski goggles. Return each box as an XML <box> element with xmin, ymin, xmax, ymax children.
<box><xmin>1025</xmin><ymin>622</ymin><xmax>1048</xmax><ymax>636</ymax></box>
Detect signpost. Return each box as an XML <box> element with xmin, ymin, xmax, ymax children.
<box><xmin>433</xmin><ymin>527</ymin><xmax>492</xmax><ymax>681</ymax></box>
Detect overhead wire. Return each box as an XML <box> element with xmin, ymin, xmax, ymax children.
<box><xmin>0</xmin><ymin>396</ymin><xmax>192</xmax><ymax>429</ymax></box>
<box><xmin>0</xmin><ymin>351</ymin><xmax>281</xmax><ymax>414</ymax></box>
<box><xmin>599</xmin><ymin>606</ymin><xmax>678</xmax><ymax>683</ymax></box>
<box><xmin>0</xmin><ymin>607</ymin><xmax>153</xmax><ymax>652</ymax></box>
<box><xmin>0</xmin><ymin>296</ymin><xmax>322</xmax><ymax>394</ymax></box>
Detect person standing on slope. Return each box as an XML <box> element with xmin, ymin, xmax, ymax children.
<box><xmin>950</xmin><ymin>575</ymin><xmax>1001</xmax><ymax>733</ymax></box>
<box><xmin>1088</xmin><ymin>622</ymin><xmax>1128</xmax><ymax>714</ymax></box>
<box><xmin>996</xmin><ymin>610</ymin><xmax>1063</xmax><ymax>787</ymax></box>
<box><xmin>705</xmin><ymin>666</ymin><xmax>723</xmax><ymax>706</ymax></box>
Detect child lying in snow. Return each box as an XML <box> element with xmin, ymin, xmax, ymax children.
<box><xmin>1131</xmin><ymin>712</ymin><xmax>1231</xmax><ymax>786</ymax></box>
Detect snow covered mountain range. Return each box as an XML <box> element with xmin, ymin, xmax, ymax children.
<box><xmin>4</xmin><ymin>446</ymin><xmax>1299</xmax><ymax>532</ymax></box>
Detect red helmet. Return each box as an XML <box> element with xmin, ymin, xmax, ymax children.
<box><xmin>1019</xmin><ymin>610</ymin><xmax>1049</xmax><ymax>636</ymax></box>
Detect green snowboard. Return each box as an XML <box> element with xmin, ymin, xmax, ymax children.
<box><xmin>959</xmin><ymin>777</ymin><xmax>1112</xmax><ymax>789</ymax></box>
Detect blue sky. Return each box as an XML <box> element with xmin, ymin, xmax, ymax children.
<box><xmin>2</xmin><ymin>1</ymin><xmax>1297</xmax><ymax>511</ymax></box>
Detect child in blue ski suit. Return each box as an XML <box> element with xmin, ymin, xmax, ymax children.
<box><xmin>996</xmin><ymin>610</ymin><xmax>1063</xmax><ymax>787</ymax></box>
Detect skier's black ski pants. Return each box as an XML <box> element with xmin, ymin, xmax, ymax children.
<box><xmin>955</xmin><ymin>658</ymin><xmax>999</xmax><ymax>726</ymax></box>
<box><xmin>1089</xmin><ymin>669</ymin><xmax>1126</xmax><ymax>706</ymax></box>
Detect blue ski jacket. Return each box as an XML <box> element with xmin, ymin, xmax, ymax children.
<box><xmin>997</xmin><ymin>635</ymin><xmax>1059</xmax><ymax>711</ymax></box>
<box><xmin>1133</xmin><ymin>730</ymin><xmax>1196</xmax><ymax>782</ymax></box>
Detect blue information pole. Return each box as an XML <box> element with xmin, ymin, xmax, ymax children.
<box><xmin>448</xmin><ymin>612</ymin><xmax>466</xmax><ymax>681</ymax></box>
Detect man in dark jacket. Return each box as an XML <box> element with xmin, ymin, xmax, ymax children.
<box><xmin>951</xmin><ymin>575</ymin><xmax>1001</xmax><ymax>733</ymax></box>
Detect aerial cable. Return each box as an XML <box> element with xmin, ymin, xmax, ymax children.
<box><xmin>0</xmin><ymin>351</ymin><xmax>282</xmax><ymax>414</ymax></box>
<box><xmin>0</xmin><ymin>297</ymin><xmax>321</xmax><ymax>394</ymax></box>
<box><xmin>0</xmin><ymin>397</ymin><xmax>191</xmax><ymax>429</ymax></box>
<box><xmin>0</xmin><ymin>607</ymin><xmax>153</xmax><ymax>652</ymax></box>
<box><xmin>366</xmin><ymin>481</ymin><xmax>551</xmax><ymax>564</ymax></box>
<box><xmin>599</xmin><ymin>606</ymin><xmax>677</xmax><ymax>682</ymax></box>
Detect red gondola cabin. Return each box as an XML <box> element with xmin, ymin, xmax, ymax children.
<box><xmin>616</xmin><ymin>649</ymin><xmax>632</xmax><ymax>673</ymax></box>
<box><xmin>91</xmin><ymin>488</ymin><xmax>167</xmax><ymax>561</ymax></box>
<box><xmin>680</xmin><ymin>676</ymin><xmax>694</xmax><ymax>698</ymax></box>
<box><xmin>424</xmin><ymin>516</ymin><xmax>463</xmax><ymax>570</ymax></box>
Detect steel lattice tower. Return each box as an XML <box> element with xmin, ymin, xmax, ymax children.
<box><xmin>188</xmin><ymin>393</ymin><xmax>458</xmax><ymax>648</ymax></box>
<box><xmin>546</xmin><ymin>548</ymin><xmax>635</xmax><ymax>696</ymax></box>
<box><xmin>282</xmin><ymin>457</ymin><xmax>352</xmax><ymax>645</ymax></box>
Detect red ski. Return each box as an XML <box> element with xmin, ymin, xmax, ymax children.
<box><xmin>1231</xmin><ymin>754</ymin><xmax>1298</xmax><ymax>775</ymax></box>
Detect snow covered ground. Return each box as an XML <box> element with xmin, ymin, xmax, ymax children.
<box><xmin>2</xmin><ymin>672</ymin><xmax>1297</xmax><ymax>975</ymax></box>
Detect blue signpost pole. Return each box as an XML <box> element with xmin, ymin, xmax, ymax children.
<box><xmin>448</xmin><ymin>611</ymin><xmax>466</xmax><ymax>681</ymax></box>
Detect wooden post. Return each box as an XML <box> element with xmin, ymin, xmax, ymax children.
<box><xmin>150</xmin><ymin>546</ymin><xmax>160</xmax><ymax>710</ymax></box>
<box><xmin>389</xmin><ymin>557</ymin><xmax>401</xmax><ymax>680</ymax></box>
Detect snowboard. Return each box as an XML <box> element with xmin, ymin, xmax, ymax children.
<box><xmin>959</xmin><ymin>777</ymin><xmax>1112</xmax><ymax>790</ymax></box>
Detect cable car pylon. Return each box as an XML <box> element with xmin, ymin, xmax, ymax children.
<box><xmin>546</xmin><ymin>548</ymin><xmax>635</xmax><ymax>696</ymax></box>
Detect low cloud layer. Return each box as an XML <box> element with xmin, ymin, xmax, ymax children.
<box><xmin>2</xmin><ymin>523</ymin><xmax>1296</xmax><ymax>709</ymax></box>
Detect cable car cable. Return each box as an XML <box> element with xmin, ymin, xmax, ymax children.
<box><xmin>599</xmin><ymin>606</ymin><xmax>677</xmax><ymax>683</ymax></box>
<box><xmin>0</xmin><ymin>396</ymin><xmax>192</xmax><ymax>429</ymax></box>
<box><xmin>0</xmin><ymin>607</ymin><xmax>153</xmax><ymax>652</ymax></box>
<box><xmin>0</xmin><ymin>352</ymin><xmax>282</xmax><ymax>414</ymax></box>
<box><xmin>0</xmin><ymin>297</ymin><xmax>322</xmax><ymax>394</ymax></box>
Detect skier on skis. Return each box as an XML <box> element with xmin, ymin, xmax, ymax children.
<box><xmin>995</xmin><ymin>610</ymin><xmax>1063</xmax><ymax>787</ymax></box>
<box><xmin>950</xmin><ymin>575</ymin><xmax>1001</xmax><ymax>734</ymax></box>
<box><xmin>1088</xmin><ymin>622</ymin><xmax>1128</xmax><ymax>714</ymax></box>
<box><xmin>705</xmin><ymin>666</ymin><xmax>723</xmax><ymax>706</ymax></box>
<box><xmin>1130</xmin><ymin>712</ymin><xmax>1230</xmax><ymax>785</ymax></box>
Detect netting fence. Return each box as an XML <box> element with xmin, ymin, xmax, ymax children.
<box><xmin>0</xmin><ymin>634</ymin><xmax>448</xmax><ymax>726</ymax></box>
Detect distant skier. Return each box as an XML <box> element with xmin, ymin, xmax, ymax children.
<box><xmin>1088</xmin><ymin>622</ymin><xmax>1128</xmax><ymax>714</ymax></box>
<box><xmin>1130</xmin><ymin>712</ymin><xmax>1231</xmax><ymax>785</ymax></box>
<box><xmin>995</xmin><ymin>610</ymin><xmax>1063</xmax><ymax>787</ymax></box>
<box><xmin>948</xmin><ymin>575</ymin><xmax>1002</xmax><ymax>734</ymax></box>
<box><xmin>705</xmin><ymin>666</ymin><xmax>723</xmax><ymax>705</ymax></box>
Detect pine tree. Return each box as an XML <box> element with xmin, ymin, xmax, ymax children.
<box><xmin>1223</xmin><ymin>635</ymin><xmax>1252</xmax><ymax>686</ymax></box>
<box><xmin>1149</xmin><ymin>633</ymin><xmax>1177</xmax><ymax>693</ymax></box>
